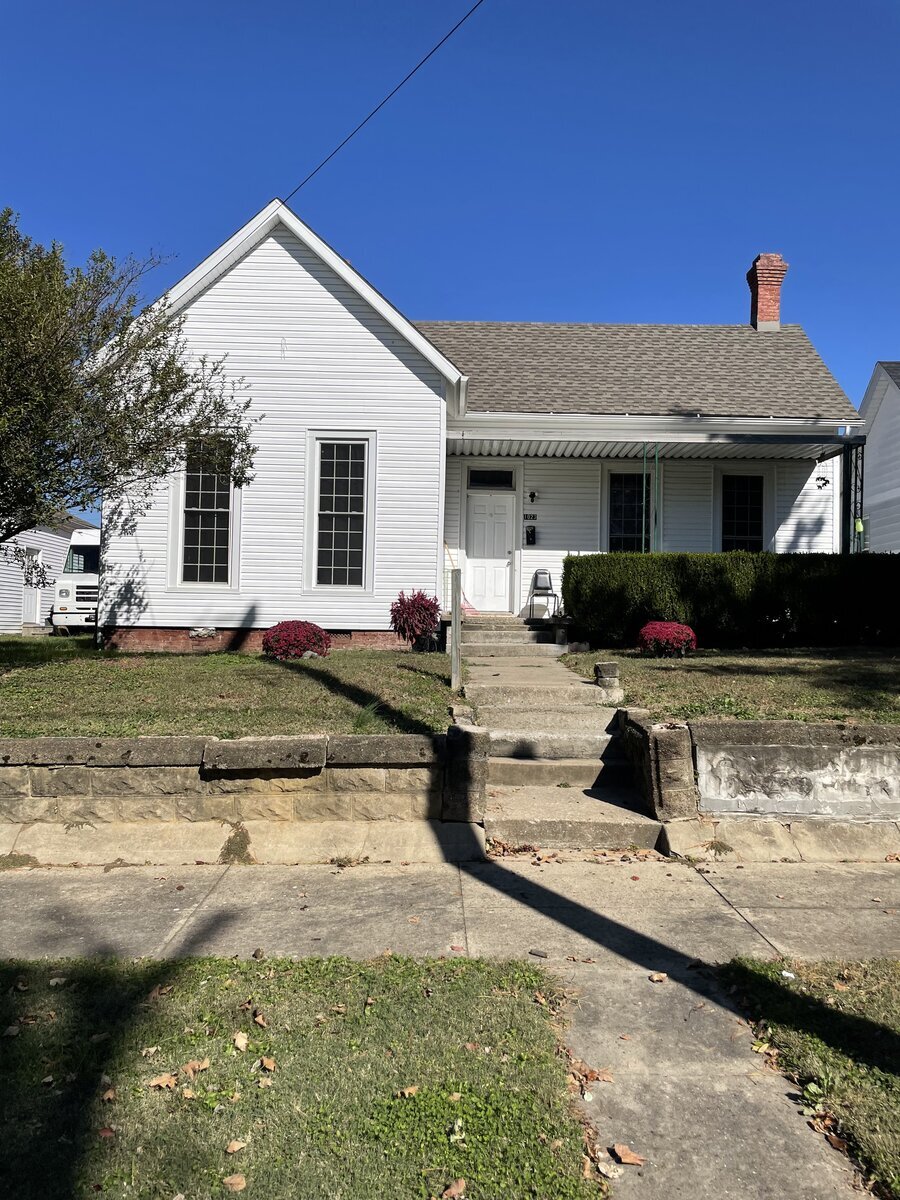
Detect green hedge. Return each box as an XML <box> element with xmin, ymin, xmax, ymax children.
<box><xmin>561</xmin><ymin>552</ymin><xmax>900</xmax><ymax>648</ymax></box>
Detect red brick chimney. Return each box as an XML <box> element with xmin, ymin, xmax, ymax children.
<box><xmin>747</xmin><ymin>252</ymin><xmax>788</xmax><ymax>330</ymax></box>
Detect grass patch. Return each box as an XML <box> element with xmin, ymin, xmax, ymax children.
<box><xmin>0</xmin><ymin>637</ymin><xmax>451</xmax><ymax>736</ymax></box>
<box><xmin>726</xmin><ymin>957</ymin><xmax>900</xmax><ymax>1197</ymax></box>
<box><xmin>563</xmin><ymin>648</ymin><xmax>900</xmax><ymax>724</ymax></box>
<box><xmin>0</xmin><ymin>956</ymin><xmax>600</xmax><ymax>1200</ymax></box>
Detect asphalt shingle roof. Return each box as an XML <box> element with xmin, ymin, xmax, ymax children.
<box><xmin>415</xmin><ymin>321</ymin><xmax>857</xmax><ymax>421</ymax></box>
<box><xmin>879</xmin><ymin>361</ymin><xmax>900</xmax><ymax>389</ymax></box>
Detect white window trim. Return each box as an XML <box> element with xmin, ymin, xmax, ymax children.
<box><xmin>305</xmin><ymin>431</ymin><xmax>377</xmax><ymax>594</ymax></box>
<box><xmin>167</xmin><ymin>465</ymin><xmax>242</xmax><ymax>592</ymax></box>
<box><xmin>600</xmin><ymin>464</ymin><xmax>658</xmax><ymax>552</ymax></box>
<box><xmin>712</xmin><ymin>464</ymin><xmax>776</xmax><ymax>552</ymax></box>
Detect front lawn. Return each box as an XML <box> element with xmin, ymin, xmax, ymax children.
<box><xmin>563</xmin><ymin>648</ymin><xmax>900</xmax><ymax>724</ymax></box>
<box><xmin>0</xmin><ymin>956</ymin><xmax>599</xmax><ymax>1200</ymax></box>
<box><xmin>726</xmin><ymin>958</ymin><xmax>900</xmax><ymax>1198</ymax></box>
<box><xmin>0</xmin><ymin>637</ymin><xmax>451</xmax><ymax>737</ymax></box>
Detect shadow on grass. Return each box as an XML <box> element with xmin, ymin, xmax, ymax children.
<box><xmin>0</xmin><ymin>909</ymin><xmax>235</xmax><ymax>1200</ymax></box>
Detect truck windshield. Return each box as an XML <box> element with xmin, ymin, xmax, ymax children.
<box><xmin>63</xmin><ymin>545</ymin><xmax>100</xmax><ymax>574</ymax></box>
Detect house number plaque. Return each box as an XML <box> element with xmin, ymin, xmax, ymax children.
<box><xmin>523</xmin><ymin>512</ymin><xmax>537</xmax><ymax>520</ymax></box>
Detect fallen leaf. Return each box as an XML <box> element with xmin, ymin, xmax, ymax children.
<box><xmin>147</xmin><ymin>1073</ymin><xmax>178</xmax><ymax>1090</ymax></box>
<box><xmin>619</xmin><ymin>1034</ymin><xmax>632</xmax><ymax>1041</ymax></box>
<box><xmin>826</xmin><ymin>1132</ymin><xmax>848</xmax><ymax>1152</ymax></box>
<box><xmin>48</xmin><ymin>977</ymin><xmax>67</xmax><ymax>988</ymax></box>
<box><xmin>464</xmin><ymin>1042</ymin><xmax>480</xmax><ymax>1052</ymax></box>
<box><xmin>407</xmin><ymin>916</ymin><xmax>421</xmax><ymax>924</ymax></box>
<box><xmin>259</xmin><ymin>1056</ymin><xmax>276</xmax><ymax>1072</ymax></box>
<box><xmin>449</xmin><ymin>1092</ymin><xmax>462</xmax><ymax>1102</ymax></box>
<box><xmin>98</xmin><ymin>1127</ymin><xmax>115</xmax><ymax>1139</ymax></box>
<box><xmin>630</xmin><ymin>875</ymin><xmax>640</xmax><ymax>881</ymax></box>
<box><xmin>140</xmin><ymin>1045</ymin><xmax>160</xmax><ymax>1058</ymax></box>
<box><xmin>145</xmin><ymin>984</ymin><xmax>173</xmax><ymax>1003</ymax></box>
<box><xmin>41</xmin><ymin>1075</ymin><xmax>54</xmax><ymax>1086</ymax></box>
<box><xmin>595</xmin><ymin>1069</ymin><xmax>614</xmax><ymax>1083</ymax></box>
<box><xmin>182</xmin><ymin>1088</ymin><xmax>196</xmax><ymax>1099</ymax></box>
<box><xmin>257</xmin><ymin>1077</ymin><xmax>272</xmax><ymax>1089</ymax></box>
<box><xmin>395</xmin><ymin>1086</ymin><xmax>419</xmax><ymax>1098</ymax></box>
<box><xmin>233</xmin><ymin>1031</ymin><xmax>249</xmax><ymax>1053</ymax></box>
<box><xmin>648</xmin><ymin>972</ymin><xmax>668</xmax><ymax>984</ymax></box>
<box><xmin>181</xmin><ymin>1057</ymin><xmax>210</xmax><ymax>1079</ymax></box>
<box><xmin>833</xmin><ymin>981</ymin><xmax>850</xmax><ymax>992</ymax></box>
<box><xmin>223</xmin><ymin>1174</ymin><xmax>246</xmax><ymax>1192</ymax></box>
<box><xmin>450</xmin><ymin>945</ymin><xmax>464</xmax><ymax>952</ymax></box>
<box><xmin>442</xmin><ymin>1181</ymin><xmax>466</xmax><ymax>1198</ymax></box>
<box><xmin>226</xmin><ymin>1140</ymin><xmax>247</xmax><ymax>1154</ymax></box>
<box><xmin>885</xmin><ymin>908</ymin><xmax>897</xmax><ymax>916</ymax></box>
<box><xmin>534</xmin><ymin>991</ymin><xmax>547</xmax><ymax>1006</ymax></box>
<box><xmin>101</xmin><ymin>1088</ymin><xmax>116</xmax><ymax>1103</ymax></box>
<box><xmin>611</xmin><ymin>1143</ymin><xmax>646</xmax><ymax>1166</ymax></box>
<box><xmin>251</xmin><ymin>947</ymin><xmax>266</xmax><ymax>960</ymax></box>
<box><xmin>3</xmin><ymin>1026</ymin><xmax>19</xmax><ymax>1038</ymax></box>
<box><xmin>252</xmin><ymin>1009</ymin><xmax>267</xmax><ymax>1028</ymax></box>
<box><xmin>365</xmin><ymin>996</ymin><xmax>375</xmax><ymax>1008</ymax></box>
<box><xmin>582</xmin><ymin>1156</ymin><xmax>593</xmax><ymax>1179</ymax></box>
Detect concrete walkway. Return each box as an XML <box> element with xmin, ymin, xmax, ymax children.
<box><xmin>1</xmin><ymin>857</ymin><xmax>897</xmax><ymax>1197</ymax></box>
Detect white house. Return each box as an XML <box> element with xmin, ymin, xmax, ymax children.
<box><xmin>858</xmin><ymin>362</ymin><xmax>900</xmax><ymax>550</ymax></box>
<box><xmin>0</xmin><ymin>515</ymin><xmax>96</xmax><ymax>635</ymax></box>
<box><xmin>100</xmin><ymin>201</ymin><xmax>865</xmax><ymax>651</ymax></box>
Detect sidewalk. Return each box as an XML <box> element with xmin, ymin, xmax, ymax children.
<box><xmin>1</xmin><ymin>857</ymin><xmax>897</xmax><ymax>1197</ymax></box>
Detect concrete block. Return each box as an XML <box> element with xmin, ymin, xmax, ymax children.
<box><xmin>708</xmin><ymin>818</ymin><xmax>801</xmax><ymax>862</ymax></box>
<box><xmin>243</xmin><ymin>819</ymin><xmax>486</xmax><ymax>864</ymax></box>
<box><xmin>57</xmin><ymin>797</ymin><xmax>122</xmax><ymax>824</ymax></box>
<box><xmin>0</xmin><ymin>796</ymin><xmax>61</xmax><ymax>823</ymax></box>
<box><xmin>234</xmin><ymin>793</ymin><xmax>294</xmax><ymax>821</ymax></box>
<box><xmin>90</xmin><ymin>766</ymin><xmax>201</xmax><ymax>796</ymax></box>
<box><xmin>326</xmin><ymin>734</ymin><xmax>443</xmax><ymax>765</ymax></box>
<box><xmin>175</xmin><ymin>794</ymin><xmax>237</xmax><ymax>822</ymax></box>
<box><xmin>13</xmin><ymin>820</ymin><xmax>228</xmax><ymax>865</ymax></box>
<box><xmin>202</xmin><ymin>736</ymin><xmax>327</xmax><ymax>771</ymax></box>
<box><xmin>788</xmin><ymin>819</ymin><xmax>900</xmax><ymax>863</ymax></box>
<box><xmin>0</xmin><ymin>767</ymin><xmax>30</xmax><ymax>796</ymax></box>
<box><xmin>384</xmin><ymin>766</ymin><xmax>442</xmax><ymax>792</ymax></box>
<box><xmin>118</xmin><ymin>798</ymin><xmax>177</xmax><ymax>822</ymax></box>
<box><xmin>293</xmin><ymin>793</ymin><xmax>354</xmax><ymax>821</ymax></box>
<box><xmin>203</xmin><ymin>768</ymin><xmax>325</xmax><ymax>794</ymax></box>
<box><xmin>327</xmin><ymin>768</ymin><xmax>386</xmax><ymax>793</ymax></box>
<box><xmin>409</xmin><ymin>792</ymin><xmax>444</xmax><ymax>820</ymax></box>
<box><xmin>30</xmin><ymin>766</ymin><xmax>93</xmax><ymax>797</ymax></box>
<box><xmin>353</xmin><ymin>792</ymin><xmax>413</xmax><ymax>821</ymax></box>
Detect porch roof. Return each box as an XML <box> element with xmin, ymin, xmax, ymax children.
<box><xmin>446</xmin><ymin>414</ymin><xmax>865</xmax><ymax>462</ymax></box>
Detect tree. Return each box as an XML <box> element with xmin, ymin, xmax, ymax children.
<box><xmin>0</xmin><ymin>209</ymin><xmax>257</xmax><ymax>551</ymax></box>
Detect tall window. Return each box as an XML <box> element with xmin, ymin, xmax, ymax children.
<box><xmin>608</xmin><ymin>473</ymin><xmax>651</xmax><ymax>552</ymax></box>
<box><xmin>317</xmin><ymin>440</ymin><xmax>367</xmax><ymax>586</ymax></box>
<box><xmin>722</xmin><ymin>474</ymin><xmax>764</xmax><ymax>551</ymax></box>
<box><xmin>182</xmin><ymin>439</ymin><xmax>232</xmax><ymax>584</ymax></box>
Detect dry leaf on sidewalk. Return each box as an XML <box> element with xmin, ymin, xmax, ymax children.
<box><xmin>648</xmin><ymin>972</ymin><xmax>668</xmax><ymax>983</ymax></box>
<box><xmin>611</xmin><ymin>1143</ymin><xmax>646</xmax><ymax>1166</ymax></box>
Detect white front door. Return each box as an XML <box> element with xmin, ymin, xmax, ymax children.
<box><xmin>22</xmin><ymin>548</ymin><xmax>41</xmax><ymax>625</ymax></box>
<box><xmin>465</xmin><ymin>492</ymin><xmax>514</xmax><ymax>611</ymax></box>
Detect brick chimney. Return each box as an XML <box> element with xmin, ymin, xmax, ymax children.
<box><xmin>747</xmin><ymin>252</ymin><xmax>788</xmax><ymax>330</ymax></box>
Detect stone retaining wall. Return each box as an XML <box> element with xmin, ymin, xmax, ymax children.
<box><xmin>0</xmin><ymin>731</ymin><xmax>488</xmax><ymax>827</ymax></box>
<box><xmin>692</xmin><ymin>720</ymin><xmax>900</xmax><ymax>821</ymax></box>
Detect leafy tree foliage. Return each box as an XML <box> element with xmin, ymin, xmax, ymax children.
<box><xmin>0</xmin><ymin>209</ymin><xmax>256</xmax><ymax>548</ymax></box>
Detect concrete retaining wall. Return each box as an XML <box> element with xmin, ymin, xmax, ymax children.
<box><xmin>0</xmin><ymin>732</ymin><xmax>488</xmax><ymax>828</ymax></box>
<box><xmin>692</xmin><ymin>721</ymin><xmax>900</xmax><ymax>821</ymax></box>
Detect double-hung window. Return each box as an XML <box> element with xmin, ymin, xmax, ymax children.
<box><xmin>608</xmin><ymin>473</ymin><xmax>652</xmax><ymax>552</ymax></box>
<box><xmin>181</xmin><ymin>439</ymin><xmax>232</xmax><ymax>584</ymax></box>
<box><xmin>316</xmin><ymin>440</ymin><xmax>367</xmax><ymax>586</ymax></box>
<box><xmin>721</xmin><ymin>474</ymin><xmax>764</xmax><ymax>552</ymax></box>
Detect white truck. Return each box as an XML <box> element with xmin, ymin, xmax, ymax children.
<box><xmin>51</xmin><ymin>527</ymin><xmax>101</xmax><ymax>632</ymax></box>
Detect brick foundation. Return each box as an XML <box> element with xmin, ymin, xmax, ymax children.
<box><xmin>101</xmin><ymin>627</ymin><xmax>407</xmax><ymax>653</ymax></box>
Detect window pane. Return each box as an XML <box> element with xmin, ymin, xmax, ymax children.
<box><xmin>317</xmin><ymin>442</ymin><xmax>367</xmax><ymax>585</ymax></box>
<box><xmin>608</xmin><ymin>474</ymin><xmax>651</xmax><ymax>552</ymax></box>
<box><xmin>468</xmin><ymin>469</ymin><xmax>514</xmax><ymax>490</ymax></box>
<box><xmin>722</xmin><ymin>475</ymin><xmax>764</xmax><ymax>552</ymax></box>
<box><xmin>182</xmin><ymin>438</ymin><xmax>231</xmax><ymax>584</ymax></box>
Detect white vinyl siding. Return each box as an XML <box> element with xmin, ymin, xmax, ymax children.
<box><xmin>774</xmin><ymin>459</ymin><xmax>837</xmax><ymax>552</ymax></box>
<box><xmin>862</xmin><ymin>376</ymin><xmax>900</xmax><ymax>550</ymax></box>
<box><xmin>661</xmin><ymin>462</ymin><xmax>713</xmax><ymax>551</ymax></box>
<box><xmin>518</xmin><ymin>460</ymin><xmax>600</xmax><ymax>613</ymax></box>
<box><xmin>100</xmin><ymin>226</ymin><xmax>444</xmax><ymax>631</ymax></box>
<box><xmin>0</xmin><ymin>527</ymin><xmax>71</xmax><ymax>633</ymax></box>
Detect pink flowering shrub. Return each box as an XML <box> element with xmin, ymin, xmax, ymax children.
<box><xmin>637</xmin><ymin>620</ymin><xmax>697</xmax><ymax>657</ymax></box>
<box><xmin>389</xmin><ymin>589</ymin><xmax>441</xmax><ymax>649</ymax></box>
<box><xmin>262</xmin><ymin>620</ymin><xmax>332</xmax><ymax>661</ymax></box>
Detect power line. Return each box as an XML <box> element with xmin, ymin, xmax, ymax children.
<box><xmin>283</xmin><ymin>0</ymin><xmax>488</xmax><ymax>202</ymax></box>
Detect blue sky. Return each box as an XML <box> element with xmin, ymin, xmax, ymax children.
<box><xmin>4</xmin><ymin>0</ymin><xmax>899</xmax><ymax>405</ymax></box>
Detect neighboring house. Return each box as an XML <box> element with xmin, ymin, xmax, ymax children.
<box><xmin>0</xmin><ymin>515</ymin><xmax>96</xmax><ymax>635</ymax></box>
<box><xmin>100</xmin><ymin>201</ymin><xmax>865</xmax><ymax>650</ymax></box>
<box><xmin>858</xmin><ymin>363</ymin><xmax>900</xmax><ymax>550</ymax></box>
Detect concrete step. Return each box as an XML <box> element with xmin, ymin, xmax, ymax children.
<box><xmin>464</xmin><ymin>684</ymin><xmax>611</xmax><ymax>708</ymax></box>
<box><xmin>485</xmin><ymin>785</ymin><xmax>661</xmax><ymax>851</ymax></box>
<box><xmin>460</xmin><ymin>628</ymin><xmax>558</xmax><ymax>644</ymax></box>
<box><xmin>462</xmin><ymin>615</ymin><xmax>529</xmax><ymax>627</ymax></box>
<box><xmin>488</xmin><ymin>756</ymin><xmax>632</xmax><ymax>787</ymax></box>
<box><xmin>475</xmin><ymin>708</ymin><xmax>618</xmax><ymax>733</ymax></box>
<box><xmin>488</xmin><ymin>730</ymin><xmax>620</xmax><ymax>759</ymax></box>
<box><xmin>460</xmin><ymin>641</ymin><xmax>564</xmax><ymax>658</ymax></box>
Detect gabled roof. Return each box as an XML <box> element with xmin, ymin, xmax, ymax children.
<box><xmin>879</xmin><ymin>361</ymin><xmax>900</xmax><ymax>389</ymax></box>
<box><xmin>416</xmin><ymin>320</ymin><xmax>858</xmax><ymax>421</ymax></box>
<box><xmin>163</xmin><ymin>200</ymin><xmax>464</xmax><ymax>393</ymax></box>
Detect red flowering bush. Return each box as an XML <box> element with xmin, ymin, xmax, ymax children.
<box><xmin>262</xmin><ymin>620</ymin><xmax>332</xmax><ymax>661</ymax></box>
<box><xmin>637</xmin><ymin>620</ymin><xmax>697</xmax><ymax>657</ymax></box>
<box><xmin>390</xmin><ymin>589</ymin><xmax>441</xmax><ymax>649</ymax></box>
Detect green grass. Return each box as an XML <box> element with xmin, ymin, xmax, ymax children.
<box><xmin>563</xmin><ymin>648</ymin><xmax>900</xmax><ymax>724</ymax></box>
<box><xmin>0</xmin><ymin>637</ymin><xmax>452</xmax><ymax>736</ymax></box>
<box><xmin>726</xmin><ymin>958</ymin><xmax>900</xmax><ymax>1197</ymax></box>
<box><xmin>0</xmin><ymin>956</ymin><xmax>601</xmax><ymax>1200</ymax></box>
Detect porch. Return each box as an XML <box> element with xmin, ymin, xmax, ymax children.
<box><xmin>441</xmin><ymin>418</ymin><xmax>864</xmax><ymax>614</ymax></box>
